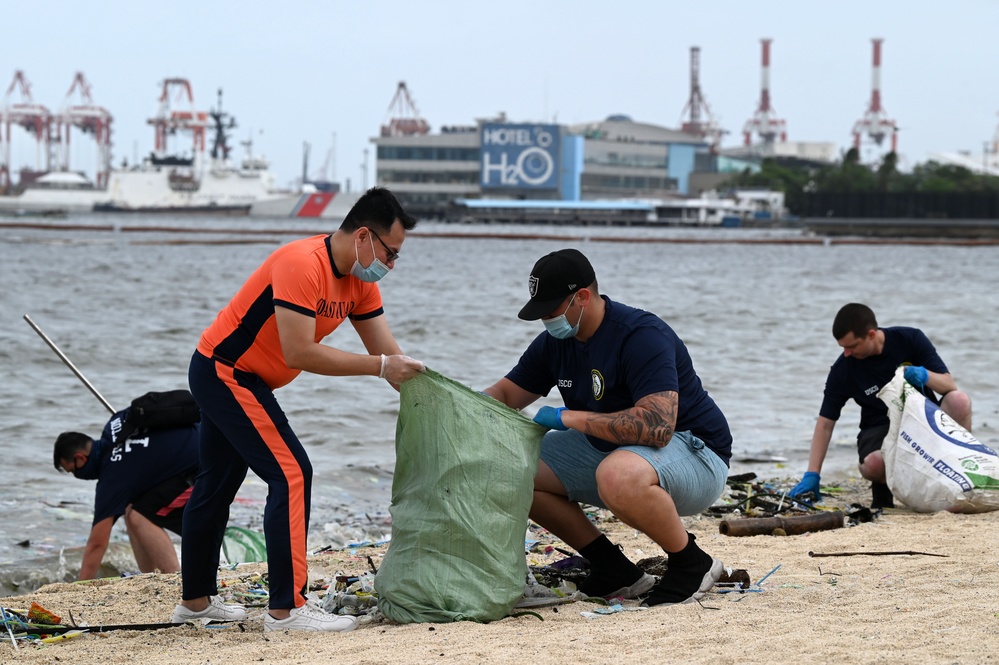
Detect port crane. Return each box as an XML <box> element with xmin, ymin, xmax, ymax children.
<box><xmin>53</xmin><ymin>72</ymin><xmax>113</xmax><ymax>187</ymax></box>
<box><xmin>679</xmin><ymin>46</ymin><xmax>726</xmax><ymax>151</ymax></box>
<box><xmin>380</xmin><ymin>81</ymin><xmax>430</xmax><ymax>137</ymax></box>
<box><xmin>1</xmin><ymin>70</ymin><xmax>51</xmax><ymax>190</ymax></box>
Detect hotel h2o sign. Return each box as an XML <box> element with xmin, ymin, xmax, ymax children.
<box><xmin>480</xmin><ymin>123</ymin><xmax>560</xmax><ymax>190</ymax></box>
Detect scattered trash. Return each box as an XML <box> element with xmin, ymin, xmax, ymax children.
<box><xmin>580</xmin><ymin>603</ymin><xmax>649</xmax><ymax>619</ymax></box>
<box><xmin>321</xmin><ymin>571</ymin><xmax>379</xmax><ymax>618</ymax></box>
<box><xmin>846</xmin><ymin>505</ymin><xmax>877</xmax><ymax>525</ymax></box>
<box><xmin>709</xmin><ymin>475</ymin><xmax>821</xmax><ymax>517</ymax></box>
<box><xmin>717</xmin><ymin>568</ymin><xmax>753</xmax><ymax>590</ymax></box>
<box><xmin>0</xmin><ymin>603</ymin><xmax>248</xmax><ymax>649</ymax></box>
<box><xmin>27</xmin><ymin>602</ymin><xmax>61</xmax><ymax>625</ymax></box>
<box><xmin>516</xmin><ymin>571</ymin><xmax>582</xmax><ymax>609</ymax></box>
<box><xmin>38</xmin><ymin>629</ymin><xmax>87</xmax><ymax>644</ymax></box>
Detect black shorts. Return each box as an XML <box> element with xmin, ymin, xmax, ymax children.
<box><xmin>130</xmin><ymin>470</ymin><xmax>196</xmax><ymax>536</ymax></box>
<box><xmin>857</xmin><ymin>425</ymin><xmax>891</xmax><ymax>463</ymax></box>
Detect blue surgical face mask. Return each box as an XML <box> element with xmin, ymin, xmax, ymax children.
<box><xmin>543</xmin><ymin>292</ymin><xmax>584</xmax><ymax>339</ymax></box>
<box><xmin>350</xmin><ymin>233</ymin><xmax>390</xmax><ymax>282</ymax></box>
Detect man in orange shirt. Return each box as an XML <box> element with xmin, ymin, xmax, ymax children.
<box><xmin>173</xmin><ymin>187</ymin><xmax>425</xmax><ymax>631</ymax></box>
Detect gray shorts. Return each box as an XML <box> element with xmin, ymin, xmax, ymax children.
<box><xmin>540</xmin><ymin>429</ymin><xmax>729</xmax><ymax>516</ymax></box>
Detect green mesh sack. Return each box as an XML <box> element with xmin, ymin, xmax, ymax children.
<box><xmin>222</xmin><ymin>526</ymin><xmax>268</xmax><ymax>564</ymax></box>
<box><xmin>375</xmin><ymin>369</ymin><xmax>545</xmax><ymax>623</ymax></box>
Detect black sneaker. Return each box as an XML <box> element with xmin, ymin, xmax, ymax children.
<box><xmin>577</xmin><ymin>565</ymin><xmax>655</xmax><ymax>600</ymax></box>
<box><xmin>642</xmin><ymin>556</ymin><xmax>724</xmax><ymax>607</ymax></box>
<box><xmin>871</xmin><ymin>482</ymin><xmax>895</xmax><ymax>510</ymax></box>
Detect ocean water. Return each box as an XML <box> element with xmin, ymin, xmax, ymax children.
<box><xmin>2</xmin><ymin>215</ymin><xmax>998</xmax><ymax>594</ymax></box>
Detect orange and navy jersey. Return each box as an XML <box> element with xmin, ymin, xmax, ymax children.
<box><xmin>197</xmin><ymin>234</ymin><xmax>383</xmax><ymax>389</ymax></box>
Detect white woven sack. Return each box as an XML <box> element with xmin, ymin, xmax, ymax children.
<box><xmin>877</xmin><ymin>367</ymin><xmax>999</xmax><ymax>513</ymax></box>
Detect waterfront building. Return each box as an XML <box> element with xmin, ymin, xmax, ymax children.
<box><xmin>372</xmin><ymin>113</ymin><xmax>709</xmax><ymax>219</ymax></box>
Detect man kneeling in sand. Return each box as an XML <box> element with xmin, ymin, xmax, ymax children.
<box><xmin>790</xmin><ymin>303</ymin><xmax>972</xmax><ymax>509</ymax></box>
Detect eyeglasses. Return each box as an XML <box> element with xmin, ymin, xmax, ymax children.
<box><xmin>369</xmin><ymin>228</ymin><xmax>400</xmax><ymax>263</ymax></box>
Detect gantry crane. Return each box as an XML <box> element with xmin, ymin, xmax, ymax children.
<box><xmin>380</xmin><ymin>81</ymin><xmax>430</xmax><ymax>137</ymax></box>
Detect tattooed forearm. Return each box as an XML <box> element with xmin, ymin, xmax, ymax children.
<box><xmin>580</xmin><ymin>391</ymin><xmax>678</xmax><ymax>448</ymax></box>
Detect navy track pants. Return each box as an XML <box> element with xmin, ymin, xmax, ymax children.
<box><xmin>181</xmin><ymin>351</ymin><xmax>312</xmax><ymax>610</ymax></box>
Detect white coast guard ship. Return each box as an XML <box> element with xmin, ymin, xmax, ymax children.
<box><xmin>0</xmin><ymin>79</ymin><xmax>352</xmax><ymax>219</ymax></box>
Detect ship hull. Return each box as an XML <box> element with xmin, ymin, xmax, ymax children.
<box><xmin>1</xmin><ymin>165</ymin><xmax>359</xmax><ymax>219</ymax></box>
<box><xmin>0</xmin><ymin>171</ymin><xmax>353</xmax><ymax>219</ymax></box>
<box><xmin>100</xmin><ymin>167</ymin><xmax>273</xmax><ymax>212</ymax></box>
<box><xmin>249</xmin><ymin>190</ymin><xmax>360</xmax><ymax>219</ymax></box>
<box><xmin>0</xmin><ymin>188</ymin><xmax>104</xmax><ymax>214</ymax></box>
<box><xmin>93</xmin><ymin>202</ymin><xmax>251</xmax><ymax>215</ymax></box>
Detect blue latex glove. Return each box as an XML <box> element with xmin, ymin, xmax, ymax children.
<box><xmin>533</xmin><ymin>406</ymin><xmax>567</xmax><ymax>430</ymax></box>
<box><xmin>790</xmin><ymin>471</ymin><xmax>821</xmax><ymax>500</ymax></box>
<box><xmin>903</xmin><ymin>365</ymin><xmax>929</xmax><ymax>389</ymax></box>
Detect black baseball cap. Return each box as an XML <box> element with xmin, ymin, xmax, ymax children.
<box><xmin>518</xmin><ymin>248</ymin><xmax>596</xmax><ymax>320</ymax></box>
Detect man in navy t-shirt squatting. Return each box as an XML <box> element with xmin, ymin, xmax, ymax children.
<box><xmin>484</xmin><ymin>248</ymin><xmax>733</xmax><ymax>607</ymax></box>
<box><xmin>53</xmin><ymin>409</ymin><xmax>199</xmax><ymax>580</ymax></box>
<box><xmin>790</xmin><ymin>302</ymin><xmax>973</xmax><ymax>509</ymax></box>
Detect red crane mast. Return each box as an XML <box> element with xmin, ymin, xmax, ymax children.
<box><xmin>1</xmin><ymin>70</ymin><xmax>52</xmax><ymax>191</ymax></box>
<box><xmin>147</xmin><ymin>78</ymin><xmax>208</xmax><ymax>159</ymax></box>
<box><xmin>54</xmin><ymin>72</ymin><xmax>113</xmax><ymax>187</ymax></box>
<box><xmin>742</xmin><ymin>39</ymin><xmax>787</xmax><ymax>146</ymax></box>
<box><xmin>851</xmin><ymin>38</ymin><xmax>898</xmax><ymax>153</ymax></box>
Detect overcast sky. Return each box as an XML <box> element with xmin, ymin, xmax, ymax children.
<box><xmin>3</xmin><ymin>0</ymin><xmax>998</xmax><ymax>190</ymax></box>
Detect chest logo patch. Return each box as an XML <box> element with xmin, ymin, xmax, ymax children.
<box><xmin>591</xmin><ymin>369</ymin><xmax>605</xmax><ymax>401</ymax></box>
<box><xmin>316</xmin><ymin>298</ymin><xmax>354</xmax><ymax>319</ymax></box>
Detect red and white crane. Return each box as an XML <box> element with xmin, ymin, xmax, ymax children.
<box><xmin>380</xmin><ymin>81</ymin><xmax>430</xmax><ymax>137</ymax></box>
<box><xmin>147</xmin><ymin>78</ymin><xmax>208</xmax><ymax>159</ymax></box>
<box><xmin>1</xmin><ymin>70</ymin><xmax>52</xmax><ymax>191</ymax></box>
<box><xmin>679</xmin><ymin>46</ymin><xmax>725</xmax><ymax>151</ymax></box>
<box><xmin>851</xmin><ymin>38</ymin><xmax>898</xmax><ymax>153</ymax></box>
<box><xmin>53</xmin><ymin>72</ymin><xmax>113</xmax><ymax>187</ymax></box>
<box><xmin>743</xmin><ymin>39</ymin><xmax>787</xmax><ymax>146</ymax></box>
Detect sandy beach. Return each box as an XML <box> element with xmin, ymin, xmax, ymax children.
<box><xmin>2</xmin><ymin>479</ymin><xmax>998</xmax><ymax>665</ymax></box>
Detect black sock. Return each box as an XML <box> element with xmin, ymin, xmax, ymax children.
<box><xmin>666</xmin><ymin>533</ymin><xmax>710</xmax><ymax>570</ymax></box>
<box><xmin>644</xmin><ymin>533</ymin><xmax>719</xmax><ymax>606</ymax></box>
<box><xmin>871</xmin><ymin>482</ymin><xmax>895</xmax><ymax>509</ymax></box>
<box><xmin>579</xmin><ymin>534</ymin><xmax>632</xmax><ymax>570</ymax></box>
<box><xmin>577</xmin><ymin>534</ymin><xmax>649</xmax><ymax>598</ymax></box>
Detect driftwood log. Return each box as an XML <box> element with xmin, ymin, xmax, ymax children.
<box><xmin>719</xmin><ymin>511</ymin><xmax>845</xmax><ymax>537</ymax></box>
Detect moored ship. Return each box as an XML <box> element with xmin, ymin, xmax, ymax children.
<box><xmin>94</xmin><ymin>81</ymin><xmax>322</xmax><ymax>216</ymax></box>
<box><xmin>1</xmin><ymin>74</ymin><xmax>346</xmax><ymax>218</ymax></box>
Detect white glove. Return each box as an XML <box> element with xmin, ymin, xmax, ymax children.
<box><xmin>379</xmin><ymin>354</ymin><xmax>425</xmax><ymax>384</ymax></box>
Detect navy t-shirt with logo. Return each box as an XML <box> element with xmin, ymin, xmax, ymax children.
<box><xmin>506</xmin><ymin>297</ymin><xmax>732</xmax><ymax>464</ymax></box>
<box><xmin>819</xmin><ymin>326</ymin><xmax>948</xmax><ymax>431</ymax></box>
<box><xmin>91</xmin><ymin>409</ymin><xmax>200</xmax><ymax>524</ymax></box>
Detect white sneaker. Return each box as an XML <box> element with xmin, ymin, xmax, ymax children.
<box><xmin>173</xmin><ymin>596</ymin><xmax>247</xmax><ymax>623</ymax></box>
<box><xmin>264</xmin><ymin>601</ymin><xmax>359</xmax><ymax>633</ymax></box>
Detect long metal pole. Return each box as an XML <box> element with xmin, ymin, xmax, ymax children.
<box><xmin>23</xmin><ymin>314</ymin><xmax>115</xmax><ymax>415</ymax></box>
